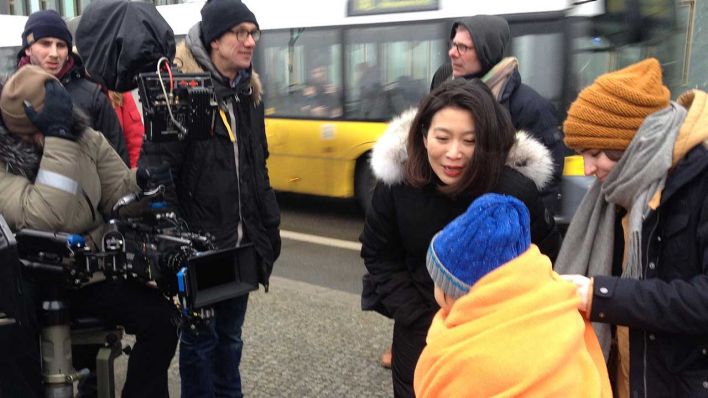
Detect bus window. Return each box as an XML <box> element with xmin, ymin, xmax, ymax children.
<box><xmin>0</xmin><ymin>47</ymin><xmax>20</xmax><ymax>77</ymax></box>
<box><xmin>345</xmin><ymin>22</ymin><xmax>446</xmax><ymax>120</ymax></box>
<box><xmin>512</xmin><ymin>32</ymin><xmax>564</xmax><ymax>102</ymax></box>
<box><xmin>259</xmin><ymin>28</ymin><xmax>342</xmax><ymax>119</ymax></box>
<box><xmin>572</xmin><ymin>35</ymin><xmax>613</xmax><ymax>90</ymax></box>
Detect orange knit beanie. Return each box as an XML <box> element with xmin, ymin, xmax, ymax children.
<box><xmin>563</xmin><ymin>58</ymin><xmax>670</xmax><ymax>151</ymax></box>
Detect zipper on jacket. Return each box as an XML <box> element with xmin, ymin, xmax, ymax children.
<box><xmin>640</xmin><ymin>212</ymin><xmax>659</xmax><ymax>397</ymax></box>
<box><xmin>226</xmin><ymin>99</ymin><xmax>244</xmax><ymax>246</ymax></box>
<box><xmin>643</xmin><ymin>331</ymin><xmax>648</xmax><ymax>398</ymax></box>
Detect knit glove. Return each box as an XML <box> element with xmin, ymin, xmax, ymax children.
<box><xmin>136</xmin><ymin>163</ymin><xmax>174</xmax><ymax>191</ymax></box>
<box><xmin>23</xmin><ymin>80</ymin><xmax>75</xmax><ymax>141</ymax></box>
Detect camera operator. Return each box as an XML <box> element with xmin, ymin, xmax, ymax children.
<box><xmin>0</xmin><ymin>66</ymin><xmax>177</xmax><ymax>398</ymax></box>
<box><xmin>139</xmin><ymin>0</ymin><xmax>281</xmax><ymax>396</ymax></box>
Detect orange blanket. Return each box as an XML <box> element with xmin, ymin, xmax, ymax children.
<box><xmin>414</xmin><ymin>245</ymin><xmax>612</xmax><ymax>398</ymax></box>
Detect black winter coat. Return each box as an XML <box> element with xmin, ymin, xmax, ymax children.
<box><xmin>361</xmin><ymin>167</ymin><xmax>560</xmax><ymax>327</ymax></box>
<box><xmin>590</xmin><ymin>144</ymin><xmax>708</xmax><ymax>397</ymax></box>
<box><xmin>58</xmin><ymin>54</ymin><xmax>129</xmax><ymax>166</ymax></box>
<box><xmin>139</xmin><ymin>31</ymin><xmax>281</xmax><ymax>288</ymax></box>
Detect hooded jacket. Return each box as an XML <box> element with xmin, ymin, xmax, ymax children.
<box><xmin>139</xmin><ymin>23</ymin><xmax>281</xmax><ymax>288</ymax></box>
<box><xmin>360</xmin><ymin>109</ymin><xmax>561</xmax><ymax>326</ymax></box>
<box><xmin>430</xmin><ymin>16</ymin><xmax>566</xmax><ymax>212</ymax></box>
<box><xmin>0</xmin><ymin>112</ymin><xmax>138</xmax><ymax>245</ymax></box>
<box><xmin>17</xmin><ymin>52</ymin><xmax>130</xmax><ymax>166</ymax></box>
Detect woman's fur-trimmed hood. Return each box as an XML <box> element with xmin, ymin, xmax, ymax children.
<box><xmin>175</xmin><ymin>24</ymin><xmax>262</xmax><ymax>105</ymax></box>
<box><xmin>370</xmin><ymin>108</ymin><xmax>554</xmax><ymax>190</ymax></box>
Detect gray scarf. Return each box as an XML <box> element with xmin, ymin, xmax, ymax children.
<box><xmin>554</xmin><ymin>102</ymin><xmax>686</xmax><ymax>357</ymax></box>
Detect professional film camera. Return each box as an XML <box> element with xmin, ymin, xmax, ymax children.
<box><xmin>75</xmin><ymin>1</ymin><xmax>218</xmax><ymax>142</ymax></box>
<box><xmin>14</xmin><ymin>187</ymin><xmax>258</xmax><ymax>322</ymax></box>
<box><xmin>104</xmin><ymin>187</ymin><xmax>259</xmax><ymax>319</ymax></box>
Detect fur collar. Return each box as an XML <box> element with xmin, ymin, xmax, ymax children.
<box><xmin>0</xmin><ymin>109</ymin><xmax>91</xmax><ymax>181</ymax></box>
<box><xmin>370</xmin><ymin>108</ymin><xmax>554</xmax><ymax>190</ymax></box>
<box><xmin>174</xmin><ymin>25</ymin><xmax>262</xmax><ymax>105</ymax></box>
<box><xmin>0</xmin><ymin>125</ymin><xmax>42</xmax><ymax>181</ymax></box>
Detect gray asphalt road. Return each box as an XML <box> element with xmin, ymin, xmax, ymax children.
<box><xmin>274</xmin><ymin>193</ymin><xmax>367</xmax><ymax>295</ymax></box>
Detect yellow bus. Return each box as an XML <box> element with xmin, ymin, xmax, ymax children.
<box><xmin>0</xmin><ymin>0</ymin><xmax>690</xmax><ymax>215</ymax></box>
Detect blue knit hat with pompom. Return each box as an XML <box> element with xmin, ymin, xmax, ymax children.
<box><xmin>426</xmin><ymin>193</ymin><xmax>531</xmax><ymax>299</ymax></box>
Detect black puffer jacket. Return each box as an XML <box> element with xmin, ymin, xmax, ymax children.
<box><xmin>361</xmin><ymin>110</ymin><xmax>561</xmax><ymax>326</ymax></box>
<box><xmin>56</xmin><ymin>54</ymin><xmax>129</xmax><ymax>166</ymax></box>
<box><xmin>591</xmin><ymin>143</ymin><xmax>708</xmax><ymax>397</ymax></box>
<box><xmin>139</xmin><ymin>24</ymin><xmax>281</xmax><ymax>287</ymax></box>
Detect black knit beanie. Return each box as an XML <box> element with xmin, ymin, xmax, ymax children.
<box><xmin>200</xmin><ymin>0</ymin><xmax>259</xmax><ymax>45</ymax></box>
<box><xmin>22</xmin><ymin>10</ymin><xmax>73</xmax><ymax>50</ymax></box>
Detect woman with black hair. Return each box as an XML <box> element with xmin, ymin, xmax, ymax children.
<box><xmin>360</xmin><ymin>78</ymin><xmax>561</xmax><ymax>397</ymax></box>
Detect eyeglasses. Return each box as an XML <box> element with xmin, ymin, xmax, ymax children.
<box><xmin>449</xmin><ymin>41</ymin><xmax>473</xmax><ymax>54</ymax></box>
<box><xmin>230</xmin><ymin>28</ymin><xmax>261</xmax><ymax>42</ymax></box>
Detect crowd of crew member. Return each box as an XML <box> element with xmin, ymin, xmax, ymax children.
<box><xmin>1</xmin><ymin>1</ymin><xmax>707</xmax><ymax>397</ymax></box>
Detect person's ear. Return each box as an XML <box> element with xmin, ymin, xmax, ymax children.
<box><xmin>442</xmin><ymin>292</ymin><xmax>456</xmax><ymax>310</ymax></box>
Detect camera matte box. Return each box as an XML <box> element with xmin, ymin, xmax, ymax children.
<box><xmin>186</xmin><ymin>243</ymin><xmax>258</xmax><ymax>309</ymax></box>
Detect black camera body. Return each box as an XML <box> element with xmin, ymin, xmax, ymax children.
<box><xmin>0</xmin><ymin>191</ymin><xmax>258</xmax><ymax>324</ymax></box>
<box><xmin>136</xmin><ymin>72</ymin><xmax>218</xmax><ymax>142</ymax></box>
<box><xmin>101</xmin><ymin>197</ymin><xmax>259</xmax><ymax>319</ymax></box>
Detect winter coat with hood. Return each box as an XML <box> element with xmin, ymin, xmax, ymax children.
<box><xmin>360</xmin><ymin>109</ymin><xmax>561</xmax><ymax>327</ymax></box>
<box><xmin>17</xmin><ymin>52</ymin><xmax>130</xmax><ymax>166</ymax></box>
<box><xmin>139</xmin><ymin>24</ymin><xmax>281</xmax><ymax>288</ymax></box>
<box><xmin>0</xmin><ymin>111</ymin><xmax>138</xmax><ymax>245</ymax></box>
<box><xmin>430</xmin><ymin>16</ymin><xmax>566</xmax><ymax>213</ymax></box>
<box><xmin>589</xmin><ymin>91</ymin><xmax>708</xmax><ymax>397</ymax></box>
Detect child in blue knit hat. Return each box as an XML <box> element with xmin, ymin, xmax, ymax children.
<box><xmin>414</xmin><ymin>193</ymin><xmax>611</xmax><ymax>398</ymax></box>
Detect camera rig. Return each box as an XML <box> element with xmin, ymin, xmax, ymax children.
<box><xmin>137</xmin><ymin>58</ymin><xmax>218</xmax><ymax>142</ymax></box>
<box><xmin>5</xmin><ymin>187</ymin><xmax>258</xmax><ymax>325</ymax></box>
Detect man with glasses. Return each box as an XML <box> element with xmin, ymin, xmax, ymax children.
<box><xmin>430</xmin><ymin>15</ymin><xmax>567</xmax><ymax>214</ymax></box>
<box><xmin>139</xmin><ymin>1</ymin><xmax>281</xmax><ymax>396</ymax></box>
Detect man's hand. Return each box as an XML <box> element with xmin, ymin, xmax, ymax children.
<box><xmin>137</xmin><ymin>163</ymin><xmax>174</xmax><ymax>191</ymax></box>
<box><xmin>23</xmin><ymin>80</ymin><xmax>75</xmax><ymax>140</ymax></box>
<box><xmin>560</xmin><ymin>274</ymin><xmax>591</xmax><ymax>313</ymax></box>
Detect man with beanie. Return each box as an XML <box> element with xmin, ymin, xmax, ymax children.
<box><xmin>139</xmin><ymin>1</ymin><xmax>281</xmax><ymax>396</ymax></box>
<box><xmin>430</xmin><ymin>16</ymin><xmax>567</xmax><ymax>213</ymax></box>
<box><xmin>414</xmin><ymin>193</ymin><xmax>611</xmax><ymax>398</ymax></box>
<box><xmin>0</xmin><ymin>66</ymin><xmax>177</xmax><ymax>398</ymax></box>
<box><xmin>18</xmin><ymin>9</ymin><xmax>129</xmax><ymax>166</ymax></box>
<box><xmin>556</xmin><ymin>57</ymin><xmax>708</xmax><ymax>397</ymax></box>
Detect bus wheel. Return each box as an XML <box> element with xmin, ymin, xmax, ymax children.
<box><xmin>355</xmin><ymin>154</ymin><xmax>375</xmax><ymax>214</ymax></box>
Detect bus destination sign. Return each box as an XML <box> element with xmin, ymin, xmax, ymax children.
<box><xmin>347</xmin><ymin>0</ymin><xmax>439</xmax><ymax>16</ymax></box>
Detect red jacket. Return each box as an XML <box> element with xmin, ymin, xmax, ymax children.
<box><xmin>112</xmin><ymin>92</ymin><xmax>144</xmax><ymax>168</ymax></box>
